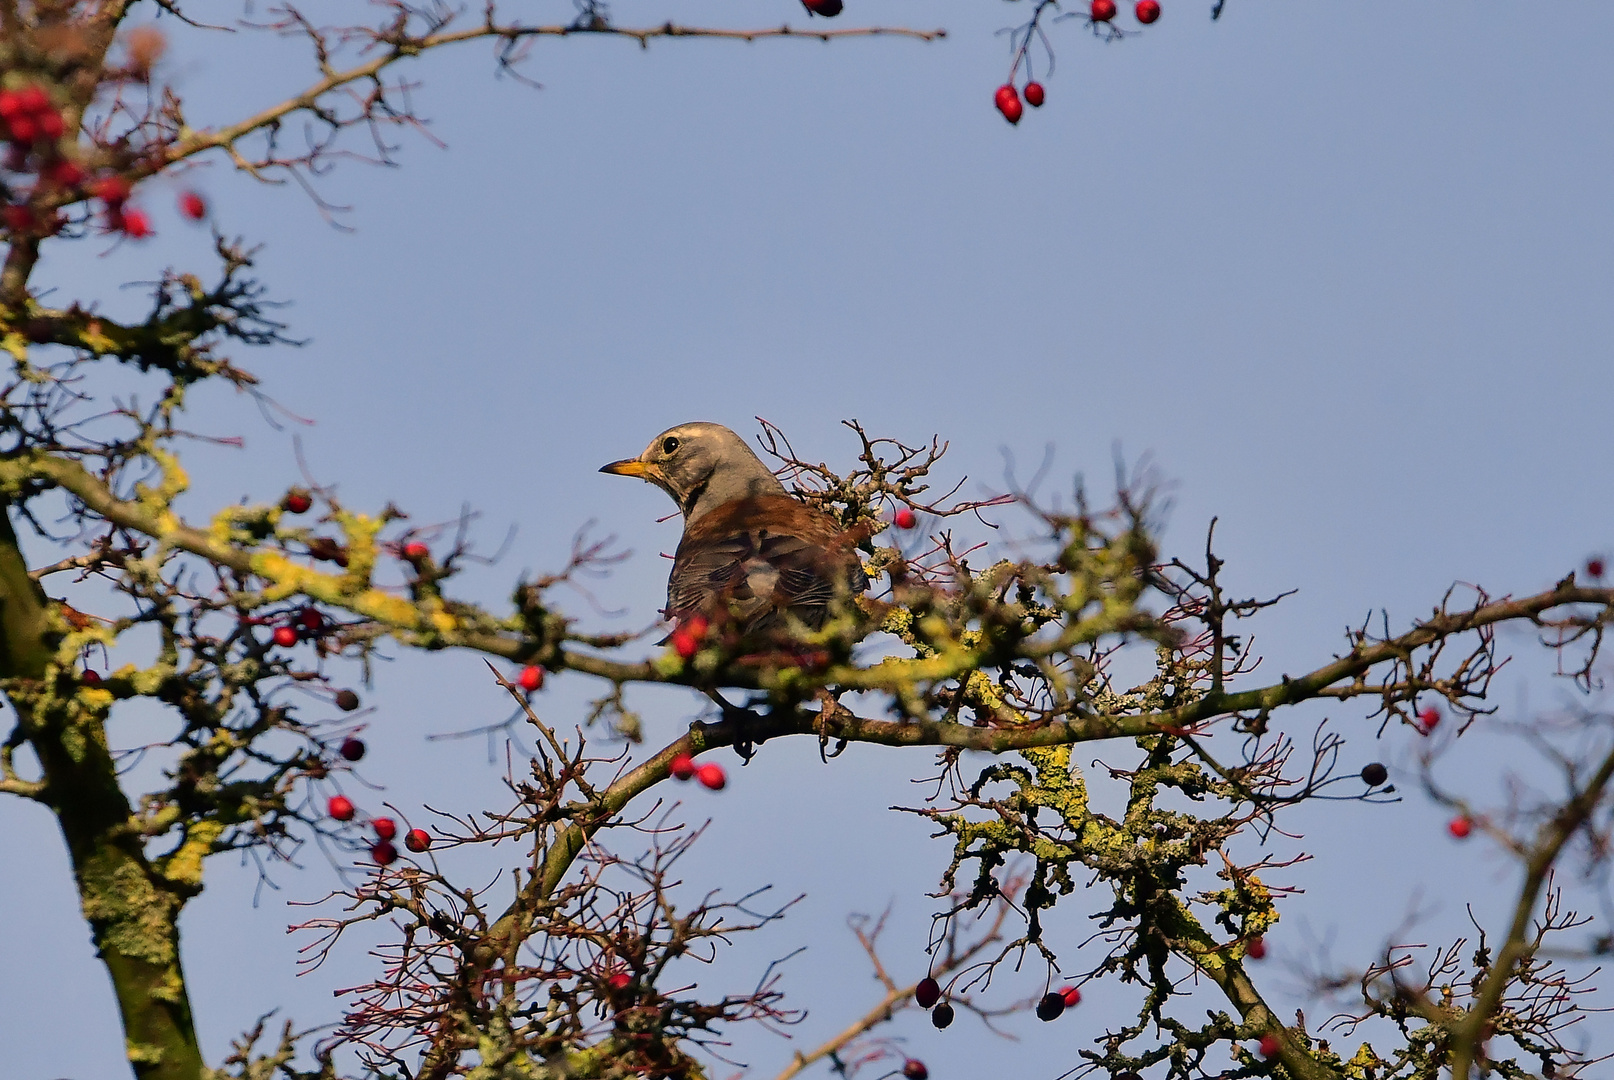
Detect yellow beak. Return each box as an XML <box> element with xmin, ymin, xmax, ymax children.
<box><xmin>600</xmin><ymin>458</ymin><xmax>661</xmax><ymax>481</ymax></box>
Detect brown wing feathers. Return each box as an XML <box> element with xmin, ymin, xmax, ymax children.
<box><xmin>666</xmin><ymin>495</ymin><xmax>865</xmax><ymax>634</ymax></box>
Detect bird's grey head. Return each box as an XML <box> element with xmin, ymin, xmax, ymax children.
<box><xmin>600</xmin><ymin>421</ymin><xmax>786</xmax><ymax>522</ymax></box>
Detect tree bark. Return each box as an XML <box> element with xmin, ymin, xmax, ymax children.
<box><xmin>0</xmin><ymin>502</ymin><xmax>205</xmax><ymax>1080</ymax></box>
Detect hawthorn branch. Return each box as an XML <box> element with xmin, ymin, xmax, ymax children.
<box><xmin>774</xmin><ymin>899</ymin><xmax>1014</xmax><ymax>1080</ymax></box>
<box><xmin>150</xmin><ymin>17</ymin><xmax>943</xmax><ymax>184</ymax></box>
<box><xmin>1448</xmin><ymin>739</ymin><xmax>1614</xmax><ymax>1078</ymax></box>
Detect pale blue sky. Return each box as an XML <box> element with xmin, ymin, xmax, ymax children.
<box><xmin>5</xmin><ymin>3</ymin><xmax>1613</xmax><ymax>1076</ymax></box>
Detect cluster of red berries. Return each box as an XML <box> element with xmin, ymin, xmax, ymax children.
<box><xmin>0</xmin><ymin>85</ymin><xmax>65</xmax><ymax>149</ymax></box>
<box><xmin>1090</xmin><ymin>0</ymin><xmax>1160</xmax><ymax>23</ymax></box>
<box><xmin>667</xmin><ymin>751</ymin><xmax>727</xmax><ymax>791</ymax></box>
<box><xmin>86</xmin><ymin>174</ymin><xmax>155</xmax><ymax>238</ymax></box>
<box><xmin>994</xmin><ymin>0</ymin><xmax>1162</xmax><ymax>124</ymax></box>
<box><xmin>326</xmin><ymin>795</ymin><xmax>432</xmax><ymax>862</ymax></box>
<box><xmin>279</xmin><ymin>605</ymin><xmax>316</xmax><ymax>644</ymax></box>
<box><xmin>0</xmin><ymin>79</ymin><xmax>203</xmax><ymax>240</ymax></box>
<box><xmin>669</xmin><ymin>614</ymin><xmax>709</xmax><ymax>661</ymax></box>
<box><xmin>993</xmin><ymin>82</ymin><xmax>1044</xmax><ymax>126</ymax></box>
<box><xmin>0</xmin><ymin>85</ymin><xmax>75</xmax><ymax>236</ymax></box>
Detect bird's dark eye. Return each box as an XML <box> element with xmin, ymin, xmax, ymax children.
<box><xmin>661</xmin><ymin>436</ymin><xmax>681</xmax><ymax>455</ymax></box>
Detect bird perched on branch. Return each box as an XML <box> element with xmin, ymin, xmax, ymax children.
<box><xmin>601</xmin><ymin>422</ymin><xmax>868</xmax><ymax>638</ymax></box>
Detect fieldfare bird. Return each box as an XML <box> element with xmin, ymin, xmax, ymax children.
<box><xmin>601</xmin><ymin>422</ymin><xmax>868</xmax><ymax>637</ymax></box>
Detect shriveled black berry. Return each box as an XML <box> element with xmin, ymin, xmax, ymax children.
<box><xmin>915</xmin><ymin>977</ymin><xmax>940</xmax><ymax>1009</ymax></box>
<box><xmin>1035</xmin><ymin>991</ymin><xmax>1066</xmax><ymax>1021</ymax></box>
<box><xmin>334</xmin><ymin>689</ymin><xmax>360</xmax><ymax>712</ymax></box>
<box><xmin>930</xmin><ymin>1001</ymin><xmax>954</xmax><ymax>1029</ymax></box>
<box><xmin>1360</xmin><ymin>762</ymin><xmax>1389</xmax><ymax>787</ymax></box>
<box><xmin>340</xmin><ymin>737</ymin><xmax>366</xmax><ymax>761</ymax></box>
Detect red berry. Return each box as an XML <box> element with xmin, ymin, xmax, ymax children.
<box><xmin>1023</xmin><ymin>82</ymin><xmax>1046</xmax><ymax>108</ymax></box>
<box><xmin>669</xmin><ymin>752</ymin><xmax>697</xmax><ymax>781</ymax></box>
<box><xmin>402</xmin><ymin>541</ymin><xmax>430</xmax><ymax>561</ymax></box>
<box><xmin>669</xmin><ymin>630</ymin><xmax>696</xmax><ymax>659</ymax></box>
<box><xmin>930</xmin><ymin>1001</ymin><xmax>955</xmax><ymax>1029</ymax></box>
<box><xmin>82</xmin><ymin>670</ymin><xmax>102</xmax><ymax>684</ymax></box>
<box><xmin>1448</xmin><ymin>816</ymin><xmax>1472</xmax><ymax>839</ymax></box>
<box><xmin>298</xmin><ymin>606</ymin><xmax>324</xmax><ymax>632</ymax></box>
<box><xmin>120</xmin><ymin>207</ymin><xmax>152</xmax><ymax>238</ymax></box>
<box><xmin>2</xmin><ymin>205</ymin><xmax>32</xmax><ymax>232</ymax></box>
<box><xmin>404</xmin><ymin>828</ymin><xmax>431</xmax><ymax>852</ymax></box>
<box><xmin>372</xmin><ymin>816</ymin><xmax>397</xmax><ymax>841</ymax></box>
<box><xmin>606</xmin><ymin>971</ymin><xmax>632</xmax><ymax>991</ymax></box>
<box><xmin>92</xmin><ymin>175</ymin><xmax>131</xmax><ymax>206</ymax></box>
<box><xmin>1035</xmin><ymin>991</ymin><xmax>1065</xmax><ymax>1021</ymax></box>
<box><xmin>282</xmin><ymin>491</ymin><xmax>312</xmax><ymax>514</ymax></box>
<box><xmin>340</xmin><ymin>737</ymin><xmax>366</xmax><ymax>762</ymax></box>
<box><xmin>695</xmin><ymin>762</ymin><xmax>727</xmax><ymax>790</ymax></box>
<box><xmin>517</xmin><ymin>664</ymin><xmax>544</xmax><ymax>692</ymax></box>
<box><xmin>1258</xmin><ymin>1034</ymin><xmax>1281</xmax><ymax>1058</ymax></box>
<box><xmin>370</xmin><ymin>840</ymin><xmax>398</xmax><ymax>865</ymax></box>
<box><xmin>272</xmin><ymin>624</ymin><xmax>298</xmax><ymax>647</ymax></box>
<box><xmin>0</xmin><ymin>92</ymin><xmax>22</xmax><ymax>120</ymax></box>
<box><xmin>1588</xmin><ymin>557</ymin><xmax>1606</xmax><ymax>579</ymax></box>
<box><xmin>1246</xmin><ymin>937</ymin><xmax>1267</xmax><ymax>960</ymax></box>
<box><xmin>1060</xmin><ymin>985</ymin><xmax>1081</xmax><ymax>1008</ymax></box>
<box><xmin>800</xmin><ymin>0</ymin><xmax>843</xmax><ymax>14</ymax></box>
<box><xmin>1135</xmin><ymin>0</ymin><xmax>1161</xmax><ymax>23</ymax></box>
<box><xmin>15</xmin><ymin>86</ymin><xmax>48</xmax><ymax>115</ymax></box>
<box><xmin>894</xmin><ymin>507</ymin><xmax>917</xmax><ymax>529</ymax></box>
<box><xmin>327</xmin><ymin>795</ymin><xmax>355</xmax><ymax>821</ymax></box>
<box><xmin>915</xmin><ymin>976</ymin><xmax>941</xmax><ymax>1009</ymax></box>
<box><xmin>6</xmin><ymin>114</ymin><xmax>37</xmax><ymax>144</ymax></box>
<box><xmin>42</xmin><ymin>159</ymin><xmax>84</xmax><ymax>187</ymax></box>
<box><xmin>902</xmin><ymin>1061</ymin><xmax>928</xmax><ymax>1080</ymax></box>
<box><xmin>178</xmin><ymin>190</ymin><xmax>206</xmax><ymax>220</ymax></box>
<box><xmin>1417</xmin><ymin>705</ymin><xmax>1440</xmax><ymax>731</ymax></box>
<box><xmin>37</xmin><ymin>109</ymin><xmax>63</xmax><ymax>140</ymax></box>
<box><xmin>1091</xmin><ymin>0</ymin><xmax>1117</xmax><ymax>21</ymax></box>
<box><xmin>994</xmin><ymin>84</ymin><xmax>1023</xmax><ymax>126</ymax></box>
<box><xmin>334</xmin><ymin>689</ymin><xmax>360</xmax><ymax>712</ymax></box>
<box><xmin>670</xmin><ymin>615</ymin><xmax>708</xmax><ymax>659</ymax></box>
